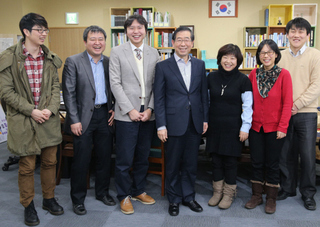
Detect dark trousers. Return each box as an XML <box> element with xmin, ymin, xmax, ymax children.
<box><xmin>71</xmin><ymin>105</ymin><xmax>113</xmax><ymax>205</ymax></box>
<box><xmin>279</xmin><ymin>113</ymin><xmax>317</xmax><ymax>198</ymax></box>
<box><xmin>114</xmin><ymin>118</ymin><xmax>154</xmax><ymax>201</ymax></box>
<box><xmin>249</xmin><ymin>128</ymin><xmax>285</xmax><ymax>185</ymax></box>
<box><xmin>165</xmin><ymin>115</ymin><xmax>202</xmax><ymax>203</ymax></box>
<box><xmin>212</xmin><ymin>153</ymin><xmax>238</xmax><ymax>185</ymax></box>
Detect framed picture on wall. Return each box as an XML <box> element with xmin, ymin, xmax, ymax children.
<box><xmin>209</xmin><ymin>0</ymin><xmax>238</xmax><ymax>18</ymax></box>
<box><xmin>181</xmin><ymin>25</ymin><xmax>194</xmax><ymax>34</ymax></box>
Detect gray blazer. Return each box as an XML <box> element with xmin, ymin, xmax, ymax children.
<box><xmin>109</xmin><ymin>42</ymin><xmax>160</xmax><ymax>122</ymax></box>
<box><xmin>62</xmin><ymin>51</ymin><xmax>114</xmax><ymax>134</ymax></box>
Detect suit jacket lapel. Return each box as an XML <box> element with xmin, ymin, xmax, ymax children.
<box><xmin>123</xmin><ymin>42</ymin><xmax>140</xmax><ymax>83</ymax></box>
<box><xmin>168</xmin><ymin>56</ymin><xmax>188</xmax><ymax>92</ymax></box>
<box><xmin>189</xmin><ymin>57</ymin><xmax>197</xmax><ymax>92</ymax></box>
<box><xmin>81</xmin><ymin>51</ymin><xmax>95</xmax><ymax>92</ymax></box>
<box><xmin>103</xmin><ymin>56</ymin><xmax>109</xmax><ymax>95</ymax></box>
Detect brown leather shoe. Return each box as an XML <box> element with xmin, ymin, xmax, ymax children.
<box><xmin>120</xmin><ymin>196</ymin><xmax>134</xmax><ymax>215</ymax></box>
<box><xmin>131</xmin><ymin>192</ymin><xmax>155</xmax><ymax>205</ymax></box>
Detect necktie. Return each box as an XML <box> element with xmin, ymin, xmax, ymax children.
<box><xmin>135</xmin><ymin>48</ymin><xmax>142</xmax><ymax>60</ymax></box>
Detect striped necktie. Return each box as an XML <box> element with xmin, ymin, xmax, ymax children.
<box><xmin>135</xmin><ymin>48</ymin><xmax>142</xmax><ymax>60</ymax></box>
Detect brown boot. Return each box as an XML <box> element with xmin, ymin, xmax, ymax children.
<box><xmin>218</xmin><ymin>183</ymin><xmax>237</xmax><ymax>209</ymax></box>
<box><xmin>245</xmin><ymin>181</ymin><xmax>264</xmax><ymax>209</ymax></box>
<box><xmin>208</xmin><ymin>180</ymin><xmax>224</xmax><ymax>207</ymax></box>
<box><xmin>265</xmin><ymin>183</ymin><xmax>279</xmax><ymax>214</ymax></box>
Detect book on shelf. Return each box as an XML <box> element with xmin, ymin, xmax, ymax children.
<box><xmin>158</xmin><ymin>48</ymin><xmax>173</xmax><ymax>60</ymax></box>
<box><xmin>112</xmin><ymin>32</ymin><xmax>127</xmax><ymax>47</ymax></box>
<box><xmin>245</xmin><ymin>32</ymin><xmax>267</xmax><ymax>47</ymax></box>
<box><xmin>265</xmin><ymin>9</ymin><xmax>269</xmax><ymax>26</ymax></box>
<box><xmin>154</xmin><ymin>31</ymin><xmax>174</xmax><ymax>48</ymax></box>
<box><xmin>245</xmin><ymin>52</ymin><xmax>257</xmax><ymax>68</ymax></box>
<box><xmin>269</xmin><ymin>33</ymin><xmax>289</xmax><ymax>47</ymax></box>
<box><xmin>154</xmin><ymin>11</ymin><xmax>170</xmax><ymax>27</ymax></box>
<box><xmin>143</xmin><ymin>30</ymin><xmax>152</xmax><ymax>46</ymax></box>
<box><xmin>310</xmin><ymin>29</ymin><xmax>314</xmax><ymax>47</ymax></box>
<box><xmin>111</xmin><ymin>13</ymin><xmax>130</xmax><ymax>27</ymax></box>
<box><xmin>134</xmin><ymin>8</ymin><xmax>153</xmax><ymax>27</ymax></box>
<box><xmin>154</xmin><ymin>32</ymin><xmax>159</xmax><ymax>48</ymax></box>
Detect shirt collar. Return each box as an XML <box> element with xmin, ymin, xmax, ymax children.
<box><xmin>87</xmin><ymin>52</ymin><xmax>103</xmax><ymax>63</ymax></box>
<box><xmin>174</xmin><ymin>53</ymin><xmax>191</xmax><ymax>63</ymax></box>
<box><xmin>289</xmin><ymin>45</ymin><xmax>307</xmax><ymax>57</ymax></box>
<box><xmin>22</xmin><ymin>42</ymin><xmax>44</xmax><ymax>58</ymax></box>
<box><xmin>129</xmin><ymin>41</ymin><xmax>144</xmax><ymax>52</ymax></box>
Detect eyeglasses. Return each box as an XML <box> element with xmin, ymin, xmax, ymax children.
<box><xmin>175</xmin><ymin>39</ymin><xmax>191</xmax><ymax>44</ymax></box>
<box><xmin>259</xmin><ymin>51</ymin><xmax>274</xmax><ymax>56</ymax></box>
<box><xmin>31</xmin><ymin>28</ymin><xmax>50</xmax><ymax>34</ymax></box>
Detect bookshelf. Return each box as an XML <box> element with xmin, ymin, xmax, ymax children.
<box><xmin>243</xmin><ymin>27</ymin><xmax>267</xmax><ymax>69</ymax></box>
<box><xmin>154</xmin><ymin>27</ymin><xmax>200</xmax><ymax>59</ymax></box>
<box><xmin>110</xmin><ymin>7</ymin><xmax>131</xmax><ymax>48</ymax></box>
<box><xmin>293</xmin><ymin>4</ymin><xmax>317</xmax><ymax>26</ymax></box>
<box><xmin>110</xmin><ymin>7</ymin><xmax>201</xmax><ymax>59</ymax></box>
<box><xmin>268</xmin><ymin>4</ymin><xmax>293</xmax><ymax>26</ymax></box>
<box><xmin>110</xmin><ymin>7</ymin><xmax>155</xmax><ymax>48</ymax></box>
<box><xmin>241</xmin><ymin>3</ymin><xmax>318</xmax><ymax>70</ymax></box>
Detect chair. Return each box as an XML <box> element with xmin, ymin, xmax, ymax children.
<box><xmin>148</xmin><ymin>130</ymin><xmax>166</xmax><ymax>196</ymax></box>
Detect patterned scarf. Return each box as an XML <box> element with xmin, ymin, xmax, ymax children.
<box><xmin>256</xmin><ymin>65</ymin><xmax>282</xmax><ymax>98</ymax></box>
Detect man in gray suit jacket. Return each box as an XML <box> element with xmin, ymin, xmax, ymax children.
<box><xmin>62</xmin><ymin>26</ymin><xmax>115</xmax><ymax>215</ymax></box>
<box><xmin>109</xmin><ymin>15</ymin><xmax>160</xmax><ymax>215</ymax></box>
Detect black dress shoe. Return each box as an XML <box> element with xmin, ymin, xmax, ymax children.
<box><xmin>42</xmin><ymin>198</ymin><xmax>64</xmax><ymax>215</ymax></box>
<box><xmin>168</xmin><ymin>203</ymin><xmax>179</xmax><ymax>216</ymax></box>
<box><xmin>276</xmin><ymin>190</ymin><xmax>296</xmax><ymax>201</ymax></box>
<box><xmin>73</xmin><ymin>204</ymin><xmax>87</xmax><ymax>215</ymax></box>
<box><xmin>302</xmin><ymin>196</ymin><xmax>316</xmax><ymax>211</ymax></box>
<box><xmin>25</xmin><ymin>200</ymin><xmax>40</xmax><ymax>226</ymax></box>
<box><xmin>97</xmin><ymin>194</ymin><xmax>116</xmax><ymax>206</ymax></box>
<box><xmin>182</xmin><ymin>200</ymin><xmax>203</xmax><ymax>212</ymax></box>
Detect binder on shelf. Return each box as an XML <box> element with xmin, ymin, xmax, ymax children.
<box><xmin>265</xmin><ymin>9</ymin><xmax>269</xmax><ymax>26</ymax></box>
<box><xmin>154</xmin><ymin>11</ymin><xmax>170</xmax><ymax>27</ymax></box>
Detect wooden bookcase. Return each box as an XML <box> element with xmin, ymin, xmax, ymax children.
<box><xmin>268</xmin><ymin>4</ymin><xmax>293</xmax><ymax>26</ymax></box>
<box><xmin>241</xmin><ymin>3</ymin><xmax>318</xmax><ymax>70</ymax></box>
<box><xmin>110</xmin><ymin>7</ymin><xmax>201</xmax><ymax>59</ymax></box>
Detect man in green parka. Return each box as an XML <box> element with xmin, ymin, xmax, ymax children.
<box><xmin>0</xmin><ymin>13</ymin><xmax>64</xmax><ymax>226</ymax></box>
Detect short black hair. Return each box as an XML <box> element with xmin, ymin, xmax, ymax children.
<box><xmin>172</xmin><ymin>26</ymin><xmax>194</xmax><ymax>41</ymax></box>
<box><xmin>124</xmin><ymin>14</ymin><xmax>148</xmax><ymax>33</ymax></box>
<box><xmin>19</xmin><ymin>13</ymin><xmax>48</xmax><ymax>40</ymax></box>
<box><xmin>83</xmin><ymin>25</ymin><xmax>107</xmax><ymax>42</ymax></box>
<box><xmin>256</xmin><ymin>39</ymin><xmax>281</xmax><ymax>65</ymax></box>
<box><xmin>286</xmin><ymin>17</ymin><xmax>311</xmax><ymax>35</ymax></box>
<box><xmin>217</xmin><ymin>44</ymin><xmax>243</xmax><ymax>68</ymax></box>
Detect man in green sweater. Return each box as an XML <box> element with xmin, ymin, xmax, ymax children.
<box><xmin>277</xmin><ymin>17</ymin><xmax>320</xmax><ymax>211</ymax></box>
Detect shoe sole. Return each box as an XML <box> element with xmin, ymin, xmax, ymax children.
<box><xmin>121</xmin><ymin>209</ymin><xmax>134</xmax><ymax>214</ymax></box>
<box><xmin>182</xmin><ymin>203</ymin><xmax>203</xmax><ymax>212</ymax></box>
<box><xmin>131</xmin><ymin>197</ymin><xmax>155</xmax><ymax>205</ymax></box>
<box><xmin>245</xmin><ymin>201</ymin><xmax>263</xmax><ymax>209</ymax></box>
<box><xmin>25</xmin><ymin>220</ymin><xmax>40</xmax><ymax>226</ymax></box>
<box><xmin>42</xmin><ymin>206</ymin><xmax>64</xmax><ymax>215</ymax></box>
<box><xmin>72</xmin><ymin>207</ymin><xmax>87</xmax><ymax>215</ymax></box>
<box><xmin>304</xmin><ymin>205</ymin><xmax>316</xmax><ymax>211</ymax></box>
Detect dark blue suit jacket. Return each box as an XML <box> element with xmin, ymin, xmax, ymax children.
<box><xmin>154</xmin><ymin>56</ymin><xmax>209</xmax><ymax>136</ymax></box>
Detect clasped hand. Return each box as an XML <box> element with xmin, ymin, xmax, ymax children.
<box><xmin>128</xmin><ymin>108</ymin><xmax>152</xmax><ymax>122</ymax></box>
<box><xmin>31</xmin><ymin>109</ymin><xmax>52</xmax><ymax>124</ymax></box>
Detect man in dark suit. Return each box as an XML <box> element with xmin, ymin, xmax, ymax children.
<box><xmin>62</xmin><ymin>25</ymin><xmax>115</xmax><ymax>215</ymax></box>
<box><xmin>109</xmin><ymin>15</ymin><xmax>160</xmax><ymax>215</ymax></box>
<box><xmin>154</xmin><ymin>26</ymin><xmax>209</xmax><ymax>216</ymax></box>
